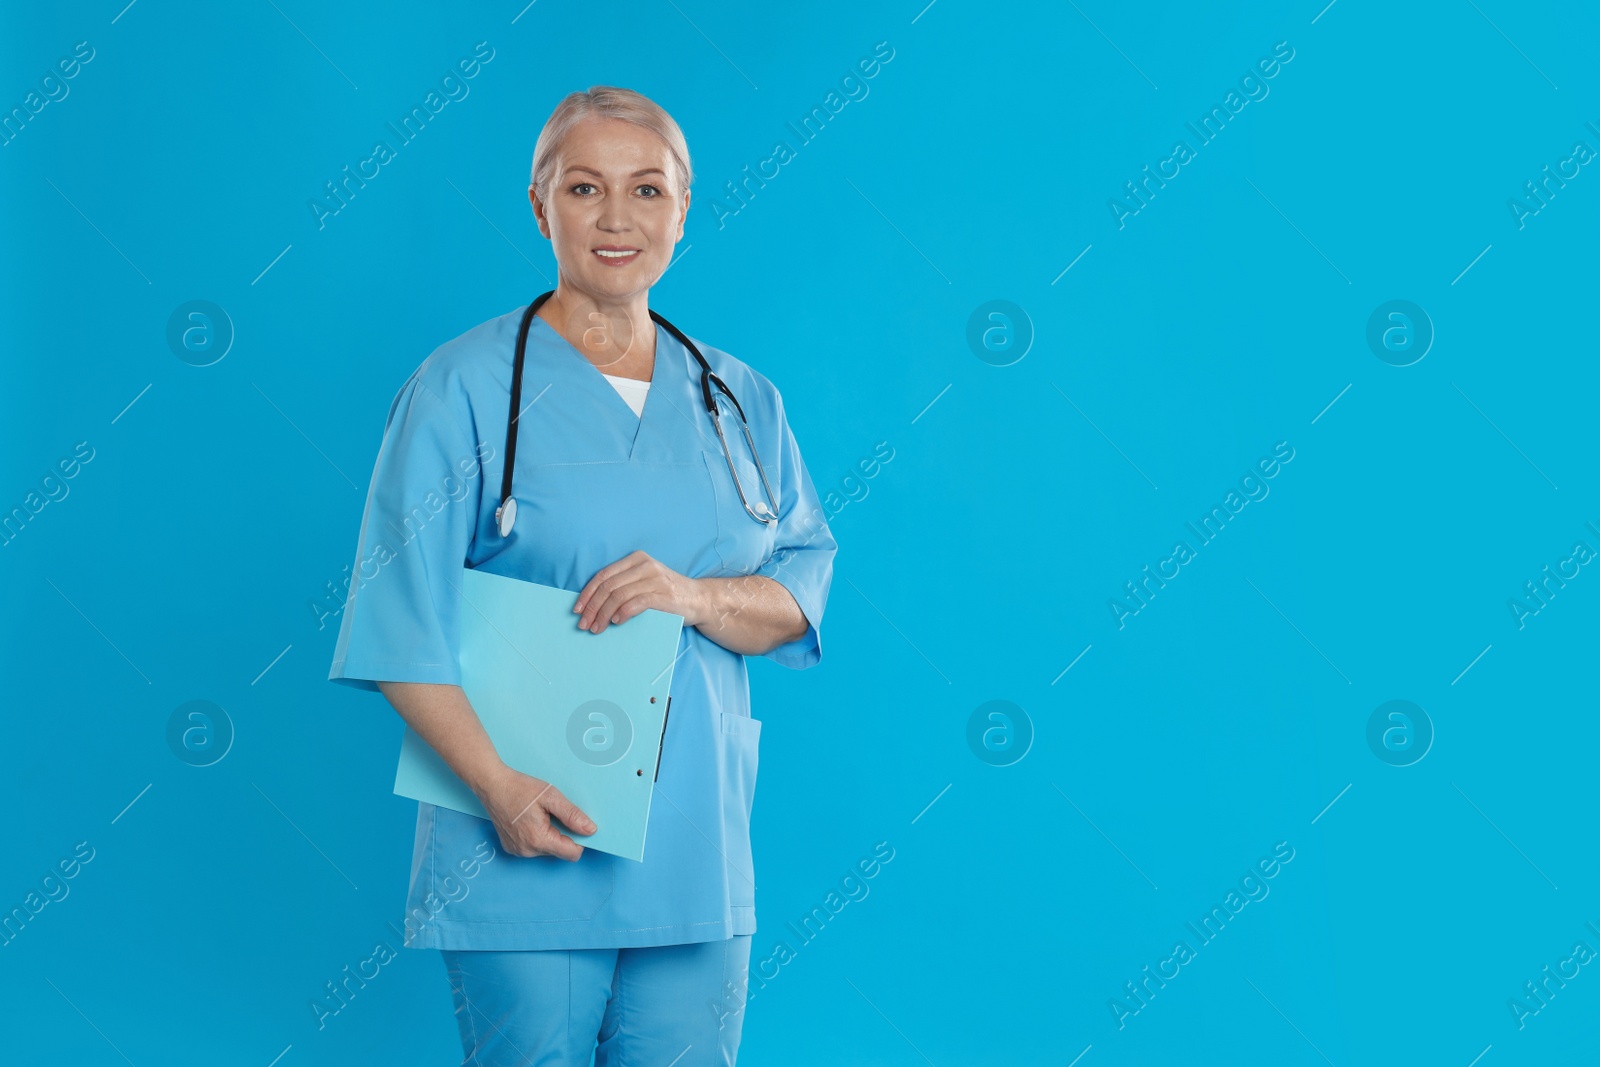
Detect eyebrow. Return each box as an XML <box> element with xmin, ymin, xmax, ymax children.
<box><xmin>564</xmin><ymin>166</ymin><xmax>667</xmax><ymax>179</ymax></box>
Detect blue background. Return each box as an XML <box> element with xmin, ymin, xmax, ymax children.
<box><xmin>3</xmin><ymin>0</ymin><xmax>1598</xmax><ymax>1063</ymax></box>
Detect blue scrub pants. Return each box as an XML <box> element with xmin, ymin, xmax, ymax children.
<box><xmin>440</xmin><ymin>936</ymin><xmax>752</xmax><ymax>1066</ymax></box>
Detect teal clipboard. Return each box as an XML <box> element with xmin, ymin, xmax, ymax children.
<box><xmin>393</xmin><ymin>565</ymin><xmax>685</xmax><ymax>862</ymax></box>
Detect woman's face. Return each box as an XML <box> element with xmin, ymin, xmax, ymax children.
<box><xmin>531</xmin><ymin>117</ymin><xmax>688</xmax><ymax>313</ymax></box>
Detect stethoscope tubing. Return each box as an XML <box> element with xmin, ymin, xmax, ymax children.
<box><xmin>496</xmin><ymin>292</ymin><xmax>778</xmax><ymax>536</ymax></box>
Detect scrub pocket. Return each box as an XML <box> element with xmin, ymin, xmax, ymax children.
<box><xmin>718</xmin><ymin>711</ymin><xmax>762</xmax><ymax>911</ymax></box>
<box><xmin>705</xmin><ymin>451</ymin><xmax>778</xmax><ymax>575</ymax></box>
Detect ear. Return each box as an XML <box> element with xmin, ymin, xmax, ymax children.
<box><xmin>529</xmin><ymin>185</ymin><xmax>551</xmax><ymax>239</ymax></box>
<box><xmin>676</xmin><ymin>190</ymin><xmax>690</xmax><ymax>242</ymax></box>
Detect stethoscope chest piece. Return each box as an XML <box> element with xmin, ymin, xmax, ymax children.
<box><xmin>496</xmin><ymin>496</ymin><xmax>517</xmax><ymax>537</ymax></box>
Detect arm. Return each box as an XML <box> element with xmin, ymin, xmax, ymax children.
<box><xmin>571</xmin><ymin>554</ymin><xmax>809</xmax><ymax>656</ymax></box>
<box><xmin>376</xmin><ymin>681</ymin><xmax>505</xmax><ymax>798</ymax></box>
<box><xmin>378</xmin><ymin>681</ymin><xmax>596</xmax><ymax>861</ymax></box>
<box><xmin>689</xmin><ymin>574</ymin><xmax>810</xmax><ymax>656</ymax></box>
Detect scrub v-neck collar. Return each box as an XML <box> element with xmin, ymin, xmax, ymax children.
<box><xmin>530</xmin><ymin>313</ymin><xmax>667</xmax><ymax>460</ymax></box>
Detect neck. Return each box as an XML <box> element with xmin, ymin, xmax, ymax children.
<box><xmin>537</xmin><ymin>285</ymin><xmax>655</xmax><ymax>373</ymax></box>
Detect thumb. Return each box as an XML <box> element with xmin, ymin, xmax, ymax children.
<box><xmin>549</xmin><ymin>791</ymin><xmax>597</xmax><ymax>835</ymax></box>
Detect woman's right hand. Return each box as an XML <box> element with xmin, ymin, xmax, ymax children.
<box><xmin>473</xmin><ymin>764</ymin><xmax>597</xmax><ymax>861</ymax></box>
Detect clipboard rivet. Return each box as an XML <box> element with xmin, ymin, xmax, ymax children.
<box><xmin>636</xmin><ymin>769</ymin><xmax>643</xmax><ymax>776</ymax></box>
<box><xmin>650</xmin><ymin>697</ymin><xmax>657</xmax><ymax>703</ymax></box>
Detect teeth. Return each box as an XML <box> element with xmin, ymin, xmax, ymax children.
<box><xmin>595</xmin><ymin>249</ymin><xmax>637</xmax><ymax>258</ymax></box>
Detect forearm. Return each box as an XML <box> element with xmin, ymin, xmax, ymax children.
<box><xmin>691</xmin><ymin>575</ymin><xmax>809</xmax><ymax>656</ymax></box>
<box><xmin>376</xmin><ymin>681</ymin><xmax>508</xmax><ymax>799</ymax></box>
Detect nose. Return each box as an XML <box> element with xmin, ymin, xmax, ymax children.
<box><xmin>596</xmin><ymin>195</ymin><xmax>632</xmax><ymax>233</ymax></box>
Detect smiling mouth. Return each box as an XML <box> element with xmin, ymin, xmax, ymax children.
<box><xmin>594</xmin><ymin>248</ymin><xmax>640</xmax><ymax>260</ymax></box>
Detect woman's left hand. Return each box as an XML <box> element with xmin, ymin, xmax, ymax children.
<box><xmin>574</xmin><ymin>550</ymin><xmax>705</xmax><ymax>633</ymax></box>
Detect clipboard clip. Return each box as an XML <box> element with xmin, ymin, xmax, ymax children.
<box><xmin>653</xmin><ymin>697</ymin><xmax>671</xmax><ymax>783</ymax></box>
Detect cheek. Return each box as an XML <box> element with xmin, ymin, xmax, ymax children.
<box><xmin>645</xmin><ymin>218</ymin><xmax>680</xmax><ymax>251</ymax></box>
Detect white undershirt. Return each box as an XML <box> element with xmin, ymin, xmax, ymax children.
<box><xmin>601</xmin><ymin>373</ymin><xmax>651</xmax><ymax>417</ymax></box>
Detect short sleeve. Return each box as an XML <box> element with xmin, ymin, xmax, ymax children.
<box><xmin>327</xmin><ymin>362</ymin><xmax>485</xmax><ymax>692</ymax></box>
<box><xmin>752</xmin><ymin>388</ymin><xmax>837</xmax><ymax>670</ymax></box>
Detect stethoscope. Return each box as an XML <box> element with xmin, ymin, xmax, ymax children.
<box><xmin>495</xmin><ymin>291</ymin><xmax>780</xmax><ymax>538</ymax></box>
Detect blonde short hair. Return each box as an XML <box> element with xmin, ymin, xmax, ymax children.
<box><xmin>529</xmin><ymin>86</ymin><xmax>693</xmax><ymax>204</ymax></box>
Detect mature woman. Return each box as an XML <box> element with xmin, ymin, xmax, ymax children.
<box><xmin>328</xmin><ymin>86</ymin><xmax>837</xmax><ymax>1065</ymax></box>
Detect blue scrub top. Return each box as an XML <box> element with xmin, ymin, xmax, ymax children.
<box><xmin>327</xmin><ymin>305</ymin><xmax>837</xmax><ymax>951</ymax></box>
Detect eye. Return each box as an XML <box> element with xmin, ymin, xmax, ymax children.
<box><xmin>570</xmin><ymin>182</ymin><xmax>597</xmax><ymax>195</ymax></box>
<box><xmin>637</xmin><ymin>184</ymin><xmax>662</xmax><ymax>198</ymax></box>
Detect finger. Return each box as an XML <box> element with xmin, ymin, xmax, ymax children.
<box><xmin>584</xmin><ymin>552</ymin><xmax>653</xmax><ymax>615</ymax></box>
<box><xmin>575</xmin><ymin>551</ymin><xmax>648</xmax><ymax>615</ymax></box>
<box><xmin>589</xmin><ymin>585</ymin><xmax>639</xmax><ymax>633</ymax></box>
<box><xmin>585</xmin><ymin>578</ymin><xmax>643</xmax><ymax>633</ymax></box>
<box><xmin>605</xmin><ymin>592</ymin><xmax>655</xmax><ymax>628</ymax></box>
<box><xmin>579</xmin><ymin>563</ymin><xmax>641</xmax><ymax>630</ymax></box>
<box><xmin>536</xmin><ymin>831</ymin><xmax>584</xmax><ymax>862</ymax></box>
